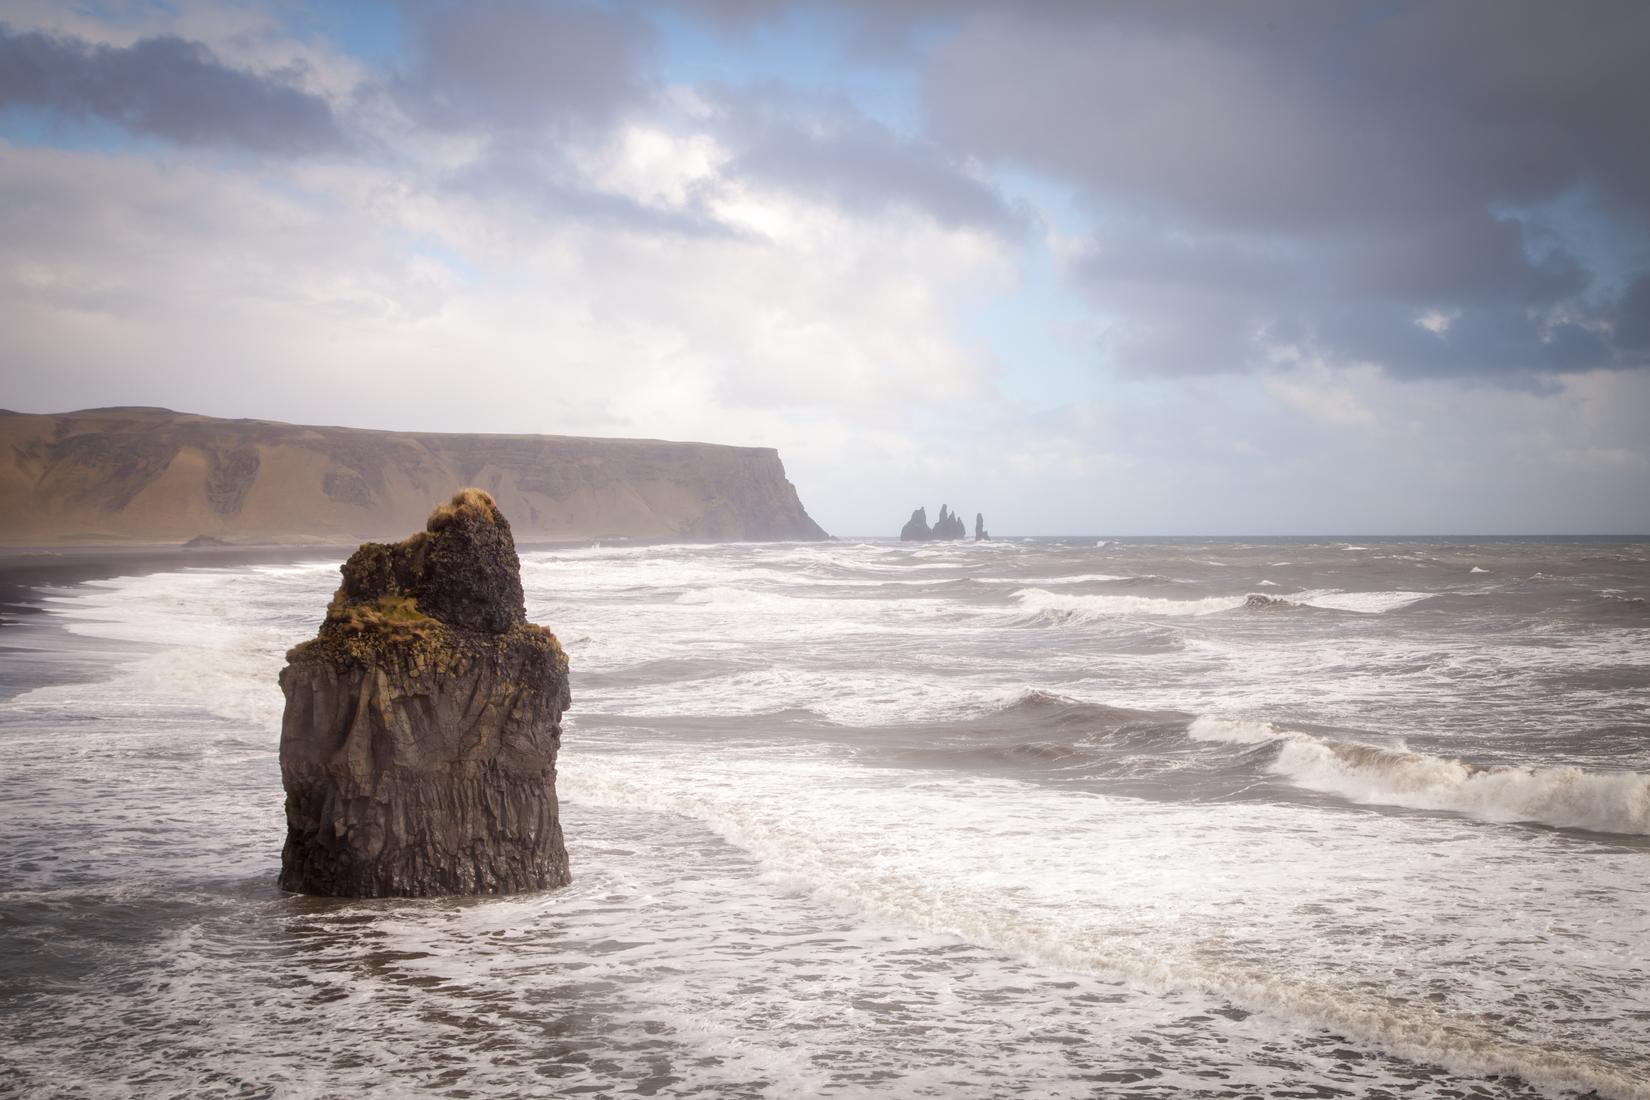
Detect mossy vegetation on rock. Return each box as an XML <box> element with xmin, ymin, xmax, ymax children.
<box><xmin>278</xmin><ymin>488</ymin><xmax>571</xmax><ymax>898</ymax></box>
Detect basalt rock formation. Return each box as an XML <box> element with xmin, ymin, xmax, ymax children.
<box><xmin>933</xmin><ymin>506</ymin><xmax>966</xmax><ymax>540</ymax></box>
<box><xmin>900</xmin><ymin>504</ymin><xmax>971</xmax><ymax>541</ymax></box>
<box><xmin>975</xmin><ymin>513</ymin><xmax>990</xmax><ymax>541</ymax></box>
<box><xmin>0</xmin><ymin>406</ymin><xmax>827</xmax><ymax>545</ymax></box>
<box><xmin>277</xmin><ymin>488</ymin><xmax>572</xmax><ymax>898</ymax></box>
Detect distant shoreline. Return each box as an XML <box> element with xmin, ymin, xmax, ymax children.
<box><xmin>0</xmin><ymin>545</ymin><xmax>353</xmax><ymax>622</ymax></box>
<box><xmin>0</xmin><ymin>533</ymin><xmax>842</xmax><ymax>621</ymax></box>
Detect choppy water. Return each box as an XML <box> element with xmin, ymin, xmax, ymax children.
<box><xmin>2</xmin><ymin>536</ymin><xmax>1648</xmax><ymax>1098</ymax></box>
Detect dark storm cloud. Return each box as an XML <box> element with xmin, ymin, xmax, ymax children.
<box><xmin>1308</xmin><ymin>302</ymin><xmax>1614</xmax><ymax>379</ymax></box>
<box><xmin>1614</xmin><ymin>274</ymin><xmax>1650</xmax><ymax>353</ymax></box>
<box><xmin>709</xmin><ymin>87</ymin><xmax>1024</xmax><ymax>237</ymax></box>
<box><xmin>1074</xmin><ymin>225</ymin><xmax>1297</xmax><ymax>294</ymax></box>
<box><xmin>393</xmin><ymin>0</ymin><xmax>655</xmax><ymax>134</ymax></box>
<box><xmin>916</xmin><ymin>0</ymin><xmax>1650</xmax><ymax>378</ymax></box>
<box><xmin>0</xmin><ymin>24</ymin><xmax>344</xmax><ymax>154</ymax></box>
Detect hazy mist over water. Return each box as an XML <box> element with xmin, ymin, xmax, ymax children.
<box><xmin>2</xmin><ymin>536</ymin><xmax>1647</xmax><ymax>1097</ymax></box>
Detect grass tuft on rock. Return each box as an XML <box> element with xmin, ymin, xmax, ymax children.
<box><xmin>324</xmin><ymin>593</ymin><xmax>439</xmax><ymax>641</ymax></box>
<box><xmin>426</xmin><ymin>487</ymin><xmax>500</xmax><ymax>533</ymax></box>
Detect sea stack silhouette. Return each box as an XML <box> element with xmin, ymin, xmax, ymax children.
<box><xmin>900</xmin><ymin>507</ymin><xmax>933</xmax><ymax>541</ymax></box>
<box><xmin>933</xmin><ymin>505</ymin><xmax>966</xmax><ymax>540</ymax></box>
<box><xmin>277</xmin><ymin>488</ymin><xmax>571</xmax><ymax>897</ymax></box>
<box><xmin>900</xmin><ymin>504</ymin><xmax>968</xmax><ymax>541</ymax></box>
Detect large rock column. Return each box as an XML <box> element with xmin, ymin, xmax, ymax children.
<box><xmin>277</xmin><ymin>488</ymin><xmax>571</xmax><ymax>897</ymax></box>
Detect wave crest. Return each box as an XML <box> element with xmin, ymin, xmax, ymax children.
<box><xmin>1012</xmin><ymin>588</ymin><xmax>1246</xmax><ymax>621</ymax></box>
<box><xmin>1188</xmin><ymin>717</ymin><xmax>1650</xmax><ymax>835</ymax></box>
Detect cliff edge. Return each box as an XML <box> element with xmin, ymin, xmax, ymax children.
<box><xmin>0</xmin><ymin>407</ymin><xmax>827</xmax><ymax>545</ymax></box>
<box><xmin>278</xmin><ymin>489</ymin><xmax>571</xmax><ymax>897</ymax></box>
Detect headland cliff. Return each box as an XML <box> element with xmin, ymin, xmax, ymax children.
<box><xmin>0</xmin><ymin>407</ymin><xmax>827</xmax><ymax>545</ymax></box>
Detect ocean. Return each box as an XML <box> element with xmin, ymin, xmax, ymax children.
<box><xmin>1</xmin><ymin>536</ymin><xmax>1647</xmax><ymax>1098</ymax></box>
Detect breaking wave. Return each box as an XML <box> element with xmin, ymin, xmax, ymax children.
<box><xmin>1189</xmin><ymin>717</ymin><xmax>1650</xmax><ymax>835</ymax></box>
<box><xmin>1012</xmin><ymin>589</ymin><xmax>1248</xmax><ymax>620</ymax></box>
<box><xmin>1016</xmin><ymin>587</ymin><xmax>1433</xmax><ymax>621</ymax></box>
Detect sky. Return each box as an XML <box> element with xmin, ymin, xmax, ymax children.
<box><xmin>2</xmin><ymin>1</ymin><xmax>1648</xmax><ymax>535</ymax></box>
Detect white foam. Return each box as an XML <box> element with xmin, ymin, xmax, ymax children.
<box><xmin>1187</xmin><ymin>716</ymin><xmax>1285</xmax><ymax>744</ymax></box>
<box><xmin>1011</xmin><ymin>587</ymin><xmax>1433</xmax><ymax>621</ymax></box>
<box><xmin>1011</xmin><ymin>588</ymin><xmax>1247</xmax><ymax>620</ymax></box>
<box><xmin>1278</xmin><ymin>742</ymin><xmax>1650</xmax><ymax>835</ymax></box>
<box><xmin>972</xmin><ymin>572</ymin><xmax>1133</xmax><ymax>586</ymax></box>
<box><xmin>564</xmin><ymin>747</ymin><xmax>1650</xmax><ymax>1100</ymax></box>
<box><xmin>1288</xmin><ymin>588</ymin><xmax>1432</xmax><ymax>613</ymax></box>
<box><xmin>10</xmin><ymin>567</ymin><xmax>328</xmax><ymax>731</ymax></box>
<box><xmin>10</xmin><ymin>541</ymin><xmax>1650</xmax><ymax>1099</ymax></box>
<box><xmin>1188</xmin><ymin>717</ymin><xmax>1650</xmax><ymax>835</ymax></box>
<box><xmin>1470</xmin><ymin>566</ymin><xmax>1489</xmax><ymax>573</ymax></box>
<box><xmin>676</xmin><ymin>584</ymin><xmax>798</xmax><ymax>606</ymax></box>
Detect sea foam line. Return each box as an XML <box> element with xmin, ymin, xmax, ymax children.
<box><xmin>562</xmin><ymin>755</ymin><xmax>1648</xmax><ymax>1100</ymax></box>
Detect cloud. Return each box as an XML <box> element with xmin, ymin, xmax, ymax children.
<box><xmin>0</xmin><ymin>134</ymin><xmax>1000</xmax><ymax>460</ymax></box>
<box><xmin>711</xmin><ymin>87</ymin><xmax>1025</xmax><ymax>237</ymax></box>
<box><xmin>1263</xmin><ymin>361</ymin><xmax>1376</xmax><ymax>427</ymax></box>
<box><xmin>0</xmin><ymin>23</ymin><xmax>345</xmax><ymax>154</ymax></box>
<box><xmin>385</xmin><ymin>4</ymin><xmax>1014</xmax><ymax>246</ymax></box>
<box><xmin>921</xmin><ymin>1</ymin><xmax>1650</xmax><ymax>380</ymax></box>
<box><xmin>1613</xmin><ymin>273</ymin><xmax>1650</xmax><ymax>351</ymax></box>
<box><xmin>2</xmin><ymin>0</ymin><xmax>1646</xmax><ymax>534</ymax></box>
<box><xmin>391</xmin><ymin>0</ymin><xmax>655</xmax><ymax>135</ymax></box>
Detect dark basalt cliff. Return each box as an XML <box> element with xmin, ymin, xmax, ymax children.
<box><xmin>900</xmin><ymin>507</ymin><xmax>932</xmax><ymax>541</ymax></box>
<box><xmin>278</xmin><ymin>489</ymin><xmax>571</xmax><ymax>898</ymax></box>
<box><xmin>900</xmin><ymin>503</ymin><xmax>969</xmax><ymax>541</ymax></box>
<box><xmin>933</xmin><ymin>505</ymin><xmax>966</xmax><ymax>540</ymax></box>
<box><xmin>0</xmin><ymin>407</ymin><xmax>827</xmax><ymax>545</ymax></box>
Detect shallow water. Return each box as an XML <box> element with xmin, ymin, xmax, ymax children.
<box><xmin>2</xmin><ymin>536</ymin><xmax>1648</xmax><ymax>1097</ymax></box>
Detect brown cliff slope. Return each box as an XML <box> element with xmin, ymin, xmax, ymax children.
<box><xmin>0</xmin><ymin>407</ymin><xmax>828</xmax><ymax>545</ymax></box>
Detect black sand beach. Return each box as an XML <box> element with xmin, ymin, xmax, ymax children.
<box><xmin>0</xmin><ymin>546</ymin><xmax>350</xmax><ymax>705</ymax></box>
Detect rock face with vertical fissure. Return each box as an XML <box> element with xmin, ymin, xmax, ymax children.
<box><xmin>277</xmin><ymin>488</ymin><xmax>571</xmax><ymax>897</ymax></box>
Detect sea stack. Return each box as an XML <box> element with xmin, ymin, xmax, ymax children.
<box><xmin>277</xmin><ymin>488</ymin><xmax>571</xmax><ymax>897</ymax></box>
<box><xmin>975</xmin><ymin>513</ymin><xmax>990</xmax><ymax>541</ymax></box>
<box><xmin>901</xmin><ymin>504</ymin><xmax>973</xmax><ymax>541</ymax></box>
<box><xmin>933</xmin><ymin>506</ymin><xmax>966</xmax><ymax>540</ymax></box>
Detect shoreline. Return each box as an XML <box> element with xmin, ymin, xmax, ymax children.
<box><xmin>0</xmin><ymin>535</ymin><xmax>697</xmax><ymax>698</ymax></box>
<box><xmin>0</xmin><ymin>545</ymin><xmax>355</xmax><ymax>706</ymax></box>
<box><xmin>0</xmin><ymin>534</ymin><xmax>665</xmax><ymax>621</ymax></box>
<box><xmin>0</xmin><ymin>545</ymin><xmax>357</xmax><ymax>623</ymax></box>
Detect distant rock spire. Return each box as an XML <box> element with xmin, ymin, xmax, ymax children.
<box><xmin>899</xmin><ymin>503</ymin><xmax>971</xmax><ymax>540</ymax></box>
